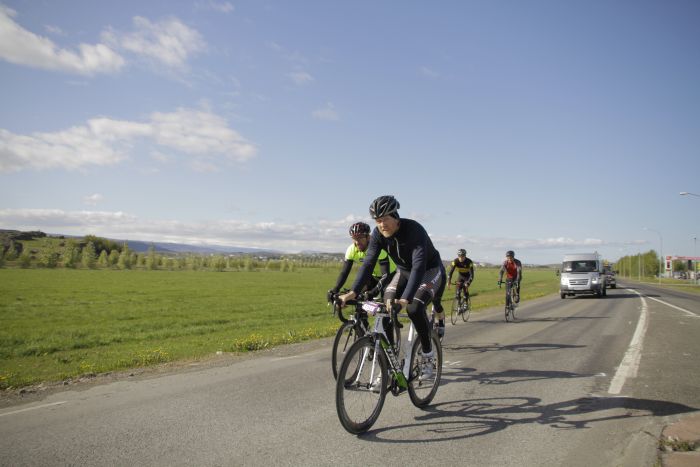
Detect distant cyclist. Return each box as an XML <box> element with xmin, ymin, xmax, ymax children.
<box><xmin>447</xmin><ymin>249</ymin><xmax>474</xmax><ymax>300</ymax></box>
<box><xmin>498</xmin><ymin>250</ymin><xmax>522</xmax><ymax>303</ymax></box>
<box><xmin>339</xmin><ymin>195</ymin><xmax>446</xmax><ymax>379</ymax></box>
<box><xmin>327</xmin><ymin>222</ymin><xmax>396</xmax><ymax>302</ymax></box>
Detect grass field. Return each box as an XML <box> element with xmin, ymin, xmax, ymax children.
<box><xmin>0</xmin><ymin>266</ymin><xmax>559</xmax><ymax>389</ymax></box>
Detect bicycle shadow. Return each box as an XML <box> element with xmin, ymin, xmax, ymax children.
<box><xmin>443</xmin><ymin>342</ymin><xmax>586</xmax><ymax>354</ymax></box>
<box><xmin>514</xmin><ymin>315</ymin><xmax>610</xmax><ymax>323</ymax></box>
<box><xmin>439</xmin><ymin>366</ymin><xmax>592</xmax><ymax>388</ymax></box>
<box><xmin>359</xmin><ymin>392</ymin><xmax>698</xmax><ymax>443</ymax></box>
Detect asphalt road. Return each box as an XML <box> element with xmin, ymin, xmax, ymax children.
<box><xmin>1</xmin><ymin>282</ymin><xmax>699</xmax><ymax>466</ymax></box>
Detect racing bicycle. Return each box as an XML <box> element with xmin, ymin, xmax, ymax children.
<box><xmin>498</xmin><ymin>279</ymin><xmax>517</xmax><ymax>322</ymax></box>
<box><xmin>329</xmin><ymin>291</ymin><xmax>401</xmax><ymax>380</ymax></box>
<box><xmin>450</xmin><ymin>281</ymin><xmax>471</xmax><ymax>325</ymax></box>
<box><xmin>334</xmin><ymin>299</ymin><xmax>442</xmax><ymax>434</ymax></box>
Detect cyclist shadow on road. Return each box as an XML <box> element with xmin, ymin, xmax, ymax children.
<box><xmin>442</xmin><ymin>342</ymin><xmax>586</xmax><ymax>355</ymax></box>
<box><xmin>361</xmin><ymin>391</ymin><xmax>699</xmax><ymax>443</ymax></box>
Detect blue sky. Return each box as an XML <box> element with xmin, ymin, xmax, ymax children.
<box><xmin>1</xmin><ymin>0</ymin><xmax>699</xmax><ymax>265</ymax></box>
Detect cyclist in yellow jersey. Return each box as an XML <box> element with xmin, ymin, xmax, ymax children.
<box><xmin>327</xmin><ymin>222</ymin><xmax>397</xmax><ymax>302</ymax></box>
<box><xmin>447</xmin><ymin>249</ymin><xmax>475</xmax><ymax>300</ymax></box>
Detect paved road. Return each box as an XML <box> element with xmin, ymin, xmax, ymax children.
<box><xmin>1</xmin><ymin>283</ymin><xmax>699</xmax><ymax>466</ymax></box>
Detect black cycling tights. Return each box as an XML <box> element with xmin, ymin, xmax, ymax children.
<box><xmin>406</xmin><ymin>301</ymin><xmax>432</xmax><ymax>353</ymax></box>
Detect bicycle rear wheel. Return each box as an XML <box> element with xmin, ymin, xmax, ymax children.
<box><xmin>461</xmin><ymin>297</ymin><xmax>471</xmax><ymax>322</ymax></box>
<box><xmin>332</xmin><ymin>321</ymin><xmax>362</xmax><ymax>380</ymax></box>
<box><xmin>335</xmin><ymin>336</ymin><xmax>388</xmax><ymax>434</ymax></box>
<box><xmin>450</xmin><ymin>297</ymin><xmax>460</xmax><ymax>325</ymax></box>
<box><xmin>407</xmin><ymin>331</ymin><xmax>442</xmax><ymax>408</ymax></box>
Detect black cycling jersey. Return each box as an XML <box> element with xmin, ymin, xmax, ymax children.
<box><xmin>448</xmin><ymin>256</ymin><xmax>474</xmax><ymax>283</ymax></box>
<box><xmin>351</xmin><ymin>218</ymin><xmax>442</xmax><ymax>302</ymax></box>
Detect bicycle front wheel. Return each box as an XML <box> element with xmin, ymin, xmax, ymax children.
<box><xmin>407</xmin><ymin>330</ymin><xmax>442</xmax><ymax>408</ymax></box>
<box><xmin>450</xmin><ymin>297</ymin><xmax>459</xmax><ymax>325</ymax></box>
<box><xmin>461</xmin><ymin>297</ymin><xmax>471</xmax><ymax>322</ymax></box>
<box><xmin>335</xmin><ymin>336</ymin><xmax>388</xmax><ymax>434</ymax></box>
<box><xmin>332</xmin><ymin>321</ymin><xmax>363</xmax><ymax>380</ymax></box>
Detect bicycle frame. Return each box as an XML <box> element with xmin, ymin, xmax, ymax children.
<box><xmin>352</xmin><ymin>301</ymin><xmax>416</xmax><ymax>392</ymax></box>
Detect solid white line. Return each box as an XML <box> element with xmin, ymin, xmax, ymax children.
<box><xmin>608</xmin><ymin>289</ymin><xmax>648</xmax><ymax>395</ymax></box>
<box><xmin>0</xmin><ymin>401</ymin><xmax>66</xmax><ymax>418</ymax></box>
<box><xmin>645</xmin><ymin>295</ymin><xmax>698</xmax><ymax>317</ymax></box>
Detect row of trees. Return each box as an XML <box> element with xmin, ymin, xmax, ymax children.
<box><xmin>0</xmin><ymin>238</ymin><xmax>339</xmax><ymax>272</ymax></box>
<box><xmin>614</xmin><ymin>250</ymin><xmax>661</xmax><ymax>278</ymax></box>
<box><xmin>614</xmin><ymin>249</ymin><xmax>697</xmax><ymax>278</ymax></box>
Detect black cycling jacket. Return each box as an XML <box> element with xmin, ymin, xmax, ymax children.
<box><xmin>350</xmin><ymin>218</ymin><xmax>442</xmax><ymax>302</ymax></box>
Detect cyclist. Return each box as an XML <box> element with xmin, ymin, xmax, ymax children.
<box><xmin>447</xmin><ymin>249</ymin><xmax>474</xmax><ymax>301</ymax></box>
<box><xmin>339</xmin><ymin>195</ymin><xmax>446</xmax><ymax>379</ymax></box>
<box><xmin>327</xmin><ymin>222</ymin><xmax>396</xmax><ymax>303</ymax></box>
<box><xmin>498</xmin><ymin>250</ymin><xmax>522</xmax><ymax>303</ymax></box>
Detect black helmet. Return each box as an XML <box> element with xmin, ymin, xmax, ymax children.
<box><xmin>506</xmin><ymin>250</ymin><xmax>515</xmax><ymax>257</ymax></box>
<box><xmin>369</xmin><ymin>195</ymin><xmax>400</xmax><ymax>219</ymax></box>
<box><xmin>457</xmin><ymin>249</ymin><xmax>466</xmax><ymax>256</ymax></box>
<box><xmin>349</xmin><ymin>222</ymin><xmax>370</xmax><ymax>238</ymax></box>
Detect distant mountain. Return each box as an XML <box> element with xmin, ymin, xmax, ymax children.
<box><xmin>119</xmin><ymin>240</ymin><xmax>281</xmax><ymax>255</ymax></box>
<box><xmin>1</xmin><ymin>229</ymin><xmax>283</xmax><ymax>256</ymax></box>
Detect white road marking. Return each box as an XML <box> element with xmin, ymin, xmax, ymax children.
<box><xmin>645</xmin><ymin>295</ymin><xmax>698</xmax><ymax>317</ymax></box>
<box><xmin>0</xmin><ymin>401</ymin><xmax>67</xmax><ymax>417</ymax></box>
<box><xmin>608</xmin><ymin>290</ymin><xmax>648</xmax><ymax>394</ymax></box>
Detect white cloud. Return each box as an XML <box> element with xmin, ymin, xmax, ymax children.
<box><xmin>287</xmin><ymin>71</ymin><xmax>314</xmax><ymax>85</ymax></box>
<box><xmin>420</xmin><ymin>66</ymin><xmax>440</xmax><ymax>78</ymax></box>
<box><xmin>195</xmin><ymin>1</ymin><xmax>235</xmax><ymax>13</ymax></box>
<box><xmin>83</xmin><ymin>194</ymin><xmax>104</xmax><ymax>206</ymax></box>
<box><xmin>312</xmin><ymin>102</ymin><xmax>339</xmax><ymax>121</ymax></box>
<box><xmin>0</xmin><ymin>107</ymin><xmax>257</xmax><ymax>172</ymax></box>
<box><xmin>44</xmin><ymin>24</ymin><xmax>64</xmax><ymax>36</ymax></box>
<box><xmin>0</xmin><ymin>208</ymin><xmax>349</xmax><ymax>252</ymax></box>
<box><xmin>102</xmin><ymin>16</ymin><xmax>206</xmax><ymax>70</ymax></box>
<box><xmin>0</xmin><ymin>7</ymin><xmax>205</xmax><ymax>75</ymax></box>
<box><xmin>0</xmin><ymin>5</ymin><xmax>125</xmax><ymax>75</ymax></box>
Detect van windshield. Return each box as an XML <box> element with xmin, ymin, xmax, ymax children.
<box><xmin>562</xmin><ymin>260</ymin><xmax>597</xmax><ymax>273</ymax></box>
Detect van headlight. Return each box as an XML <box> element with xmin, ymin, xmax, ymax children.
<box><xmin>591</xmin><ymin>277</ymin><xmax>599</xmax><ymax>283</ymax></box>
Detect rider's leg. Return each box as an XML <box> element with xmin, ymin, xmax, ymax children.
<box><xmin>406</xmin><ymin>300</ymin><xmax>432</xmax><ymax>353</ymax></box>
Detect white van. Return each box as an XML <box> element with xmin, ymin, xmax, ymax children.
<box><xmin>559</xmin><ymin>253</ymin><xmax>606</xmax><ymax>299</ymax></box>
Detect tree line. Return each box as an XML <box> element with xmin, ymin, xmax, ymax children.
<box><xmin>0</xmin><ymin>235</ymin><xmax>340</xmax><ymax>272</ymax></box>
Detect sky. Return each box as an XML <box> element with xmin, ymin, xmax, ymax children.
<box><xmin>1</xmin><ymin>0</ymin><xmax>699</xmax><ymax>265</ymax></box>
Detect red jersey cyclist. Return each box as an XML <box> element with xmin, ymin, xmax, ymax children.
<box><xmin>498</xmin><ymin>250</ymin><xmax>522</xmax><ymax>303</ymax></box>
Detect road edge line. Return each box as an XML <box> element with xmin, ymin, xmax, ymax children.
<box><xmin>608</xmin><ymin>289</ymin><xmax>648</xmax><ymax>395</ymax></box>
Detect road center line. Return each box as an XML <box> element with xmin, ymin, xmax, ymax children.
<box><xmin>608</xmin><ymin>289</ymin><xmax>648</xmax><ymax>395</ymax></box>
<box><xmin>644</xmin><ymin>295</ymin><xmax>698</xmax><ymax>318</ymax></box>
<box><xmin>0</xmin><ymin>401</ymin><xmax>66</xmax><ymax>418</ymax></box>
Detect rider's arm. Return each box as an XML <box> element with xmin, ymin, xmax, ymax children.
<box><xmin>331</xmin><ymin>259</ymin><xmax>353</xmax><ymax>293</ymax></box>
<box><xmin>401</xmin><ymin>229</ymin><xmax>427</xmax><ymax>302</ymax></box>
<box><xmin>349</xmin><ymin>230</ymin><xmax>381</xmax><ymax>295</ymax></box>
<box><xmin>498</xmin><ymin>262</ymin><xmax>505</xmax><ymax>282</ymax></box>
<box><xmin>469</xmin><ymin>263</ymin><xmax>475</xmax><ymax>284</ymax></box>
<box><xmin>516</xmin><ymin>260</ymin><xmax>522</xmax><ymax>283</ymax></box>
<box><xmin>367</xmin><ymin>254</ymin><xmax>392</xmax><ymax>298</ymax></box>
<box><xmin>447</xmin><ymin>261</ymin><xmax>455</xmax><ymax>282</ymax></box>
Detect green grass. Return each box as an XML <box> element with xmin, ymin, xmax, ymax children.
<box><xmin>618</xmin><ymin>276</ymin><xmax>700</xmax><ymax>295</ymax></box>
<box><xmin>0</xmin><ymin>267</ymin><xmax>559</xmax><ymax>389</ymax></box>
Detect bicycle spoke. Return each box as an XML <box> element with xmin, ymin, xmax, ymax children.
<box><xmin>336</xmin><ymin>337</ymin><xmax>387</xmax><ymax>434</ymax></box>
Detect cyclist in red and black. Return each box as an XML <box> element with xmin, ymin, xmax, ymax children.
<box><xmin>447</xmin><ymin>249</ymin><xmax>474</xmax><ymax>300</ymax></box>
<box><xmin>498</xmin><ymin>250</ymin><xmax>522</xmax><ymax>303</ymax></box>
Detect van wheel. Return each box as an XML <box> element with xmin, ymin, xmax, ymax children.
<box><xmin>560</xmin><ymin>293</ymin><xmax>566</xmax><ymax>299</ymax></box>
